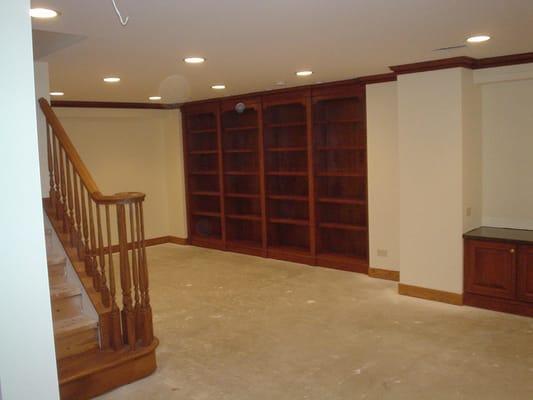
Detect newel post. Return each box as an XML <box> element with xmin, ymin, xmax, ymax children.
<box><xmin>116</xmin><ymin>203</ymin><xmax>137</xmax><ymax>350</ymax></box>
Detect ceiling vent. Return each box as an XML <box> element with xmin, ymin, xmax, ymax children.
<box><xmin>433</xmin><ymin>45</ymin><xmax>467</xmax><ymax>52</ymax></box>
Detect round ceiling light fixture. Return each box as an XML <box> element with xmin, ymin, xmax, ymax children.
<box><xmin>49</xmin><ymin>92</ymin><xmax>64</xmax><ymax>96</ymax></box>
<box><xmin>30</xmin><ymin>8</ymin><xmax>59</xmax><ymax>19</ymax></box>
<box><xmin>103</xmin><ymin>77</ymin><xmax>121</xmax><ymax>83</ymax></box>
<box><xmin>296</xmin><ymin>70</ymin><xmax>313</xmax><ymax>77</ymax></box>
<box><xmin>184</xmin><ymin>57</ymin><xmax>206</xmax><ymax>64</ymax></box>
<box><xmin>467</xmin><ymin>35</ymin><xmax>491</xmax><ymax>43</ymax></box>
<box><xmin>211</xmin><ymin>84</ymin><xmax>226</xmax><ymax>90</ymax></box>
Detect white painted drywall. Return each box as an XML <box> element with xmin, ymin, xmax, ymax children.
<box><xmin>0</xmin><ymin>1</ymin><xmax>60</xmax><ymax>399</ymax></box>
<box><xmin>34</xmin><ymin>61</ymin><xmax>50</xmax><ymax>197</ymax></box>
<box><xmin>481</xmin><ymin>78</ymin><xmax>533</xmax><ymax>229</ymax></box>
<box><xmin>55</xmin><ymin>107</ymin><xmax>188</xmax><ymax>240</ymax></box>
<box><xmin>397</xmin><ymin>69</ymin><xmax>465</xmax><ymax>294</ymax></box>
<box><xmin>367</xmin><ymin>81</ymin><xmax>400</xmax><ymax>271</ymax></box>
<box><xmin>461</xmin><ymin>69</ymin><xmax>483</xmax><ymax>232</ymax></box>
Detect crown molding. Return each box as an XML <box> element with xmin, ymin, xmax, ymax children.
<box><xmin>390</xmin><ymin>52</ymin><xmax>533</xmax><ymax>75</ymax></box>
<box><xmin>52</xmin><ymin>52</ymin><xmax>533</xmax><ymax>108</ymax></box>
<box><xmin>51</xmin><ymin>100</ymin><xmax>181</xmax><ymax>110</ymax></box>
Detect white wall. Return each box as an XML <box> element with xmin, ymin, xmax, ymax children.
<box><xmin>481</xmin><ymin>78</ymin><xmax>533</xmax><ymax>229</ymax></box>
<box><xmin>398</xmin><ymin>69</ymin><xmax>465</xmax><ymax>294</ymax></box>
<box><xmin>462</xmin><ymin>69</ymin><xmax>483</xmax><ymax>232</ymax></box>
<box><xmin>55</xmin><ymin>107</ymin><xmax>188</xmax><ymax>240</ymax></box>
<box><xmin>34</xmin><ymin>62</ymin><xmax>50</xmax><ymax>197</ymax></box>
<box><xmin>367</xmin><ymin>81</ymin><xmax>400</xmax><ymax>271</ymax></box>
<box><xmin>0</xmin><ymin>1</ymin><xmax>60</xmax><ymax>399</ymax></box>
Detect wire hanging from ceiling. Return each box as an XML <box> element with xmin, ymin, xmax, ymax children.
<box><xmin>111</xmin><ymin>0</ymin><xmax>129</xmax><ymax>26</ymax></box>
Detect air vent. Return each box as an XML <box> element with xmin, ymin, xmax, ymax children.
<box><xmin>434</xmin><ymin>45</ymin><xmax>467</xmax><ymax>52</ymax></box>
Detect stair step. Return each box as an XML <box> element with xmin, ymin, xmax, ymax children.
<box><xmin>54</xmin><ymin>315</ymin><xmax>99</xmax><ymax>360</ymax></box>
<box><xmin>51</xmin><ymin>282</ymin><xmax>81</xmax><ymax>300</ymax></box>
<box><xmin>47</xmin><ymin>254</ymin><xmax>66</xmax><ymax>267</ymax></box>
<box><xmin>54</xmin><ymin>315</ymin><xmax>98</xmax><ymax>338</ymax></box>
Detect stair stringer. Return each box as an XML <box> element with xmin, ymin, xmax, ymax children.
<box><xmin>43</xmin><ymin>200</ymin><xmax>114</xmax><ymax>349</ymax></box>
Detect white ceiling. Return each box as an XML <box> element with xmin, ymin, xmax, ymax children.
<box><xmin>31</xmin><ymin>0</ymin><xmax>533</xmax><ymax>103</ymax></box>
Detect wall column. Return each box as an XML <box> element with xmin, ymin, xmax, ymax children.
<box><xmin>397</xmin><ymin>68</ymin><xmax>481</xmax><ymax>296</ymax></box>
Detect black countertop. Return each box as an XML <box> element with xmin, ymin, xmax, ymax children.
<box><xmin>464</xmin><ymin>226</ymin><xmax>533</xmax><ymax>245</ymax></box>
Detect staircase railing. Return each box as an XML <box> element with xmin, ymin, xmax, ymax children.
<box><xmin>39</xmin><ymin>98</ymin><xmax>154</xmax><ymax>351</ymax></box>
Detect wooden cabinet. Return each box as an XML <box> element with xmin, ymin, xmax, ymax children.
<box><xmin>518</xmin><ymin>245</ymin><xmax>533</xmax><ymax>303</ymax></box>
<box><xmin>464</xmin><ymin>227</ymin><xmax>533</xmax><ymax>317</ymax></box>
<box><xmin>465</xmin><ymin>240</ymin><xmax>516</xmax><ymax>299</ymax></box>
<box><xmin>182</xmin><ymin>83</ymin><xmax>368</xmax><ymax>273</ymax></box>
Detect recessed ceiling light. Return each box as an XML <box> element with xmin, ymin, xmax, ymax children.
<box><xmin>30</xmin><ymin>8</ymin><xmax>59</xmax><ymax>19</ymax></box>
<box><xmin>184</xmin><ymin>57</ymin><xmax>205</xmax><ymax>64</ymax></box>
<box><xmin>149</xmin><ymin>96</ymin><xmax>162</xmax><ymax>101</ymax></box>
<box><xmin>467</xmin><ymin>35</ymin><xmax>491</xmax><ymax>43</ymax></box>
<box><xmin>50</xmin><ymin>92</ymin><xmax>64</xmax><ymax>96</ymax></box>
<box><xmin>211</xmin><ymin>84</ymin><xmax>226</xmax><ymax>90</ymax></box>
<box><xmin>296</xmin><ymin>70</ymin><xmax>313</xmax><ymax>77</ymax></box>
<box><xmin>275</xmin><ymin>81</ymin><xmax>286</xmax><ymax>86</ymax></box>
<box><xmin>103</xmin><ymin>77</ymin><xmax>121</xmax><ymax>83</ymax></box>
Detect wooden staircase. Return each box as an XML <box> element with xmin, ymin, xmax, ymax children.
<box><xmin>39</xmin><ymin>98</ymin><xmax>158</xmax><ymax>399</ymax></box>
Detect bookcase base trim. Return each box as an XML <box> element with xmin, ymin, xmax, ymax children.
<box><xmin>398</xmin><ymin>283</ymin><xmax>463</xmax><ymax>306</ymax></box>
<box><xmin>464</xmin><ymin>293</ymin><xmax>533</xmax><ymax>318</ymax></box>
<box><xmin>316</xmin><ymin>254</ymin><xmax>368</xmax><ymax>273</ymax></box>
<box><xmin>190</xmin><ymin>237</ymin><xmax>226</xmax><ymax>251</ymax></box>
<box><xmin>226</xmin><ymin>241</ymin><xmax>265</xmax><ymax>257</ymax></box>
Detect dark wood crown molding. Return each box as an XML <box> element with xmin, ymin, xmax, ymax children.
<box><xmin>473</xmin><ymin>52</ymin><xmax>533</xmax><ymax>69</ymax></box>
<box><xmin>51</xmin><ymin>100</ymin><xmax>181</xmax><ymax>110</ymax></box>
<box><xmin>390</xmin><ymin>52</ymin><xmax>533</xmax><ymax>75</ymax></box>
<box><xmin>390</xmin><ymin>57</ymin><xmax>476</xmax><ymax>75</ymax></box>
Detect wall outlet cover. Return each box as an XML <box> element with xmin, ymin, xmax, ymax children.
<box><xmin>377</xmin><ymin>249</ymin><xmax>388</xmax><ymax>257</ymax></box>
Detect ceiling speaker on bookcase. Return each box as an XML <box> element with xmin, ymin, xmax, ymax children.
<box><xmin>235</xmin><ymin>102</ymin><xmax>246</xmax><ymax>114</ymax></box>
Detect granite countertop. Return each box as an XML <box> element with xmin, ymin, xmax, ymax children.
<box><xmin>464</xmin><ymin>226</ymin><xmax>533</xmax><ymax>245</ymax></box>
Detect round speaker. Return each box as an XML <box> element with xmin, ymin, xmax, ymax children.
<box><xmin>235</xmin><ymin>102</ymin><xmax>246</xmax><ymax>114</ymax></box>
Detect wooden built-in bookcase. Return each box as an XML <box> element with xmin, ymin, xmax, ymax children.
<box><xmin>182</xmin><ymin>82</ymin><xmax>368</xmax><ymax>273</ymax></box>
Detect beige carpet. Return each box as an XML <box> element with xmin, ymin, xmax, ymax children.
<box><xmin>97</xmin><ymin>244</ymin><xmax>533</xmax><ymax>399</ymax></box>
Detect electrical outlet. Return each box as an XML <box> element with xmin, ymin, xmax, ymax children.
<box><xmin>466</xmin><ymin>207</ymin><xmax>472</xmax><ymax>217</ymax></box>
<box><xmin>377</xmin><ymin>249</ymin><xmax>388</xmax><ymax>257</ymax></box>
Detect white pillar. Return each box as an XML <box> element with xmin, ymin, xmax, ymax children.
<box><xmin>397</xmin><ymin>68</ymin><xmax>481</xmax><ymax>294</ymax></box>
<box><xmin>0</xmin><ymin>1</ymin><xmax>60</xmax><ymax>399</ymax></box>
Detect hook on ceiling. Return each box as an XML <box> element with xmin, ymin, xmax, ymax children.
<box><xmin>111</xmin><ymin>0</ymin><xmax>129</xmax><ymax>26</ymax></box>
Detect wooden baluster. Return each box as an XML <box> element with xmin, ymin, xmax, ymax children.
<box><xmin>106</xmin><ymin>205</ymin><xmax>123</xmax><ymax>350</ymax></box>
<box><xmin>52</xmin><ymin>134</ymin><xmax>61</xmax><ymax>219</ymax></box>
<box><xmin>128</xmin><ymin>202</ymin><xmax>141</xmax><ymax>337</ymax></box>
<box><xmin>73</xmin><ymin>173</ymin><xmax>83</xmax><ymax>257</ymax></box>
<box><xmin>87</xmin><ymin>195</ymin><xmax>98</xmax><ymax>287</ymax></box>
<box><xmin>46</xmin><ymin>123</ymin><xmax>55</xmax><ymax>208</ymax></box>
<box><xmin>80</xmin><ymin>185</ymin><xmax>91</xmax><ymax>275</ymax></box>
<box><xmin>137</xmin><ymin>201</ymin><xmax>154</xmax><ymax>346</ymax></box>
<box><xmin>66</xmin><ymin>159</ymin><xmax>75</xmax><ymax>245</ymax></box>
<box><xmin>59</xmin><ymin>146</ymin><xmax>68</xmax><ymax>232</ymax></box>
<box><xmin>117</xmin><ymin>203</ymin><xmax>136</xmax><ymax>349</ymax></box>
<box><xmin>96</xmin><ymin>205</ymin><xmax>109</xmax><ymax>306</ymax></box>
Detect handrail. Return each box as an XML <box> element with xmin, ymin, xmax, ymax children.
<box><xmin>39</xmin><ymin>98</ymin><xmax>144</xmax><ymax>204</ymax></box>
<box><xmin>39</xmin><ymin>98</ymin><xmax>154</xmax><ymax>351</ymax></box>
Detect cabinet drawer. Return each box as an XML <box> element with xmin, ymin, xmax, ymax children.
<box><xmin>518</xmin><ymin>245</ymin><xmax>533</xmax><ymax>303</ymax></box>
<box><xmin>465</xmin><ymin>240</ymin><xmax>517</xmax><ymax>299</ymax></box>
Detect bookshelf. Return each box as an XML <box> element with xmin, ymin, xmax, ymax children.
<box><xmin>182</xmin><ymin>82</ymin><xmax>368</xmax><ymax>272</ymax></box>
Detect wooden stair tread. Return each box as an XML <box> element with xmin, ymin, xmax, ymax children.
<box><xmin>58</xmin><ymin>338</ymin><xmax>159</xmax><ymax>385</ymax></box>
<box><xmin>47</xmin><ymin>254</ymin><xmax>66</xmax><ymax>266</ymax></box>
<box><xmin>54</xmin><ymin>315</ymin><xmax>98</xmax><ymax>338</ymax></box>
<box><xmin>50</xmin><ymin>282</ymin><xmax>81</xmax><ymax>300</ymax></box>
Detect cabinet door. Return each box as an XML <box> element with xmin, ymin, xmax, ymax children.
<box><xmin>518</xmin><ymin>245</ymin><xmax>533</xmax><ymax>303</ymax></box>
<box><xmin>465</xmin><ymin>240</ymin><xmax>517</xmax><ymax>299</ymax></box>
